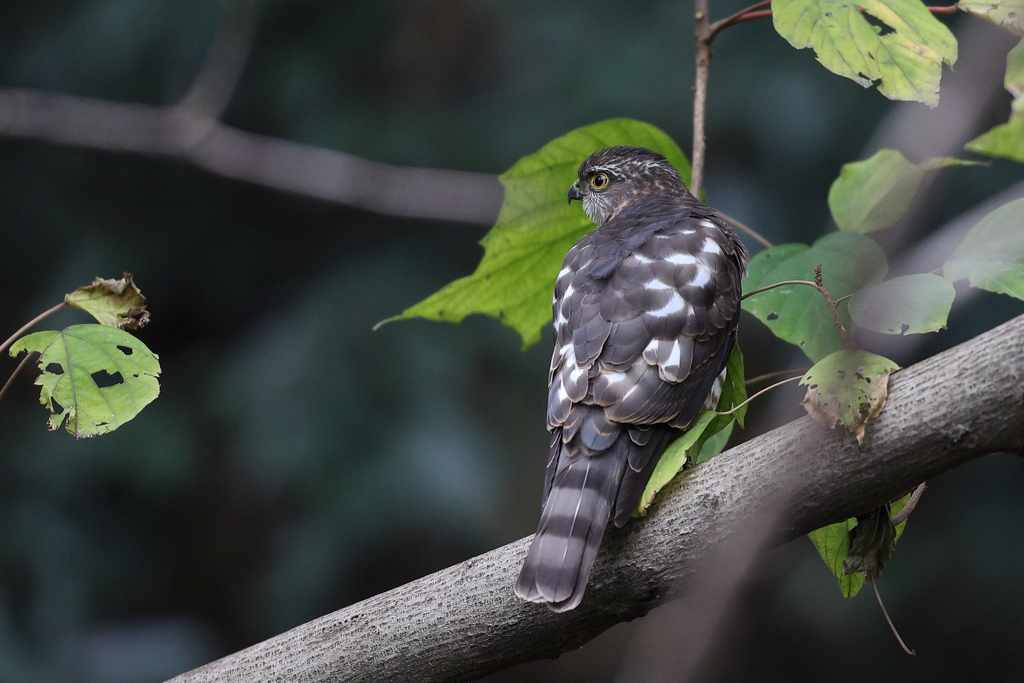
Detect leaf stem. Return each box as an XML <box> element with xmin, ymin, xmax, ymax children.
<box><xmin>873</xmin><ymin>581</ymin><xmax>916</xmax><ymax>656</ymax></box>
<box><xmin>745</xmin><ymin>367</ymin><xmax>809</xmax><ymax>386</ymax></box>
<box><xmin>0</xmin><ymin>301</ymin><xmax>66</xmax><ymax>357</ymax></box>
<box><xmin>716</xmin><ymin>374</ymin><xmax>803</xmax><ymax>416</ymax></box>
<box><xmin>890</xmin><ymin>482</ymin><xmax>927</xmax><ymax>526</ymax></box>
<box><xmin>815</xmin><ymin>264</ymin><xmax>856</xmax><ymax>349</ymax></box>
<box><xmin>709</xmin><ymin>4</ymin><xmax>959</xmax><ymax>36</ymax></box>
<box><xmin>0</xmin><ymin>352</ymin><xmax>35</xmax><ymax>405</ymax></box>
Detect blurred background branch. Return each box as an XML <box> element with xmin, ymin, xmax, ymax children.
<box><xmin>0</xmin><ymin>88</ymin><xmax>503</xmax><ymax>225</ymax></box>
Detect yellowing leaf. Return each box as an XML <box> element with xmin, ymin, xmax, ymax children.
<box><xmin>849</xmin><ymin>273</ymin><xmax>955</xmax><ymax>334</ymax></box>
<box><xmin>800</xmin><ymin>349</ymin><xmax>899</xmax><ymax>443</ymax></box>
<box><xmin>382</xmin><ymin>119</ymin><xmax>692</xmax><ymax>348</ymax></box>
<box><xmin>957</xmin><ymin>0</ymin><xmax>1024</xmax><ymax>35</ymax></box>
<box><xmin>772</xmin><ymin>0</ymin><xmax>958</xmax><ymax>107</ymax></box>
<box><xmin>65</xmin><ymin>274</ymin><xmax>150</xmax><ymax>329</ymax></box>
<box><xmin>10</xmin><ymin>324</ymin><xmax>161</xmax><ymax>438</ymax></box>
<box><xmin>944</xmin><ymin>198</ymin><xmax>1024</xmax><ymax>299</ymax></box>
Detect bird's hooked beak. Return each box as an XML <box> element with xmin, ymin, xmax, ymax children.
<box><xmin>567</xmin><ymin>181</ymin><xmax>584</xmax><ymax>204</ymax></box>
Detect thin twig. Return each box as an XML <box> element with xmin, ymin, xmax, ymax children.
<box><xmin>716</xmin><ymin>375</ymin><xmax>803</xmax><ymax>416</ymax></box>
<box><xmin>714</xmin><ymin>210</ymin><xmax>773</xmax><ymax>249</ymax></box>
<box><xmin>177</xmin><ymin>0</ymin><xmax>259</xmax><ymax>122</ymax></box>
<box><xmin>0</xmin><ymin>301</ymin><xmax>66</xmax><ymax>357</ymax></box>
<box><xmin>890</xmin><ymin>482</ymin><xmax>927</xmax><ymax>526</ymax></box>
<box><xmin>873</xmin><ymin>581</ymin><xmax>916</xmax><ymax>656</ymax></box>
<box><xmin>707</xmin><ymin>0</ymin><xmax>771</xmax><ymax>39</ymax></box>
<box><xmin>691</xmin><ymin>0</ymin><xmax>713</xmax><ymax>198</ymax></box>
<box><xmin>0</xmin><ymin>352</ymin><xmax>35</xmax><ymax>405</ymax></box>
<box><xmin>745</xmin><ymin>368</ymin><xmax>809</xmax><ymax>386</ymax></box>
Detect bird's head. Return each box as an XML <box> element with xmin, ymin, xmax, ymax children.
<box><xmin>568</xmin><ymin>145</ymin><xmax>688</xmax><ymax>227</ymax></box>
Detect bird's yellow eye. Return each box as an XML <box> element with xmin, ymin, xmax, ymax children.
<box><xmin>590</xmin><ymin>173</ymin><xmax>610</xmax><ymax>190</ymax></box>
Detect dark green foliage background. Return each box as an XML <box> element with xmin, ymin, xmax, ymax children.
<box><xmin>0</xmin><ymin>2</ymin><xmax>1022</xmax><ymax>682</ymax></box>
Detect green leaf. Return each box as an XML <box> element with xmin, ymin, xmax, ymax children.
<box><xmin>64</xmin><ymin>274</ymin><xmax>150</xmax><ymax>329</ymax></box>
<box><xmin>382</xmin><ymin>119</ymin><xmax>692</xmax><ymax>348</ymax></box>
<box><xmin>809</xmin><ymin>517</ymin><xmax>865</xmax><ymax>597</ymax></box>
<box><xmin>957</xmin><ymin>0</ymin><xmax>1024</xmax><ymax>35</ymax></box>
<box><xmin>809</xmin><ymin>492</ymin><xmax>912</xmax><ymax>598</ymax></box>
<box><xmin>742</xmin><ymin>232</ymin><xmax>888</xmax><ymax>362</ymax></box>
<box><xmin>772</xmin><ymin>0</ymin><xmax>958</xmax><ymax>107</ymax></box>
<box><xmin>800</xmin><ymin>349</ymin><xmax>899</xmax><ymax>443</ymax></box>
<box><xmin>944</xmin><ymin>198</ymin><xmax>1024</xmax><ymax>299</ymax></box>
<box><xmin>829</xmin><ymin>150</ymin><xmax>984</xmax><ymax>232</ymax></box>
<box><xmin>848</xmin><ymin>273</ymin><xmax>956</xmax><ymax>334</ymax></box>
<box><xmin>635</xmin><ymin>342</ymin><xmax>746</xmax><ymax>515</ymax></box>
<box><xmin>829</xmin><ymin>149</ymin><xmax>924</xmax><ymax>233</ymax></box>
<box><xmin>635</xmin><ymin>411</ymin><xmax>716</xmax><ymax>516</ymax></box>
<box><xmin>965</xmin><ymin>112</ymin><xmax>1024</xmax><ymax>162</ymax></box>
<box><xmin>965</xmin><ymin>39</ymin><xmax>1024</xmax><ymax>162</ymax></box>
<box><xmin>9</xmin><ymin>324</ymin><xmax>161</xmax><ymax>438</ymax></box>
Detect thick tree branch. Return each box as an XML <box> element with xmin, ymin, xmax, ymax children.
<box><xmin>0</xmin><ymin>88</ymin><xmax>503</xmax><ymax>225</ymax></box>
<box><xmin>167</xmin><ymin>313</ymin><xmax>1024</xmax><ymax>683</ymax></box>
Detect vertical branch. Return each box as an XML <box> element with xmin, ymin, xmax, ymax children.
<box><xmin>692</xmin><ymin>0</ymin><xmax>713</xmax><ymax>197</ymax></box>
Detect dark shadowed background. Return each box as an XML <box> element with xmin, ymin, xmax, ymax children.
<box><xmin>1</xmin><ymin>1</ymin><xmax>1023</xmax><ymax>682</ymax></box>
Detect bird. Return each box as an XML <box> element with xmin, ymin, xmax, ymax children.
<box><xmin>514</xmin><ymin>145</ymin><xmax>748</xmax><ymax>612</ymax></box>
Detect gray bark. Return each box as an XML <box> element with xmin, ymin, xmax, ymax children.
<box><xmin>167</xmin><ymin>313</ymin><xmax>1024</xmax><ymax>683</ymax></box>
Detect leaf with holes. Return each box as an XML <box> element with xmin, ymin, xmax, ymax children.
<box><xmin>809</xmin><ymin>492</ymin><xmax>912</xmax><ymax>598</ymax></box>
<box><xmin>9</xmin><ymin>324</ymin><xmax>161</xmax><ymax>438</ymax></box>
<box><xmin>944</xmin><ymin>198</ymin><xmax>1024</xmax><ymax>299</ymax></box>
<box><xmin>965</xmin><ymin>38</ymin><xmax>1024</xmax><ymax>162</ymax></box>
<box><xmin>800</xmin><ymin>349</ymin><xmax>899</xmax><ymax>443</ymax></box>
<box><xmin>772</xmin><ymin>0</ymin><xmax>958</xmax><ymax>107</ymax></box>
<box><xmin>958</xmin><ymin>0</ymin><xmax>1024</xmax><ymax>35</ymax></box>
<box><xmin>849</xmin><ymin>273</ymin><xmax>955</xmax><ymax>334</ymax></box>
<box><xmin>635</xmin><ymin>343</ymin><xmax>746</xmax><ymax>515</ymax></box>
<box><xmin>828</xmin><ymin>150</ymin><xmax>983</xmax><ymax>233</ymax></box>
<box><xmin>379</xmin><ymin>119</ymin><xmax>692</xmax><ymax>348</ymax></box>
<box><xmin>742</xmin><ymin>232</ymin><xmax>888</xmax><ymax>362</ymax></box>
<box><xmin>65</xmin><ymin>273</ymin><xmax>151</xmax><ymax>329</ymax></box>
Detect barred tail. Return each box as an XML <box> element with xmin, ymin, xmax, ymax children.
<box><xmin>514</xmin><ymin>437</ymin><xmax>626</xmax><ymax>612</ymax></box>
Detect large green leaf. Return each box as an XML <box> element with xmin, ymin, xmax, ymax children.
<box><xmin>848</xmin><ymin>273</ymin><xmax>955</xmax><ymax>334</ymax></box>
<box><xmin>828</xmin><ymin>150</ymin><xmax>983</xmax><ymax>232</ymax></box>
<box><xmin>772</xmin><ymin>0</ymin><xmax>958</xmax><ymax>107</ymax></box>
<box><xmin>944</xmin><ymin>198</ymin><xmax>1024</xmax><ymax>299</ymax></box>
<box><xmin>10</xmin><ymin>324</ymin><xmax>161</xmax><ymax>438</ymax></box>
<box><xmin>384</xmin><ymin>119</ymin><xmax>692</xmax><ymax>347</ymax></box>
<box><xmin>958</xmin><ymin>0</ymin><xmax>1024</xmax><ymax>35</ymax></box>
<box><xmin>800</xmin><ymin>349</ymin><xmax>899</xmax><ymax>443</ymax></box>
<box><xmin>742</xmin><ymin>232</ymin><xmax>888</xmax><ymax>362</ymax></box>
<box><xmin>809</xmin><ymin>492</ymin><xmax>912</xmax><ymax>598</ymax></box>
<box><xmin>965</xmin><ymin>38</ymin><xmax>1024</xmax><ymax>162</ymax></box>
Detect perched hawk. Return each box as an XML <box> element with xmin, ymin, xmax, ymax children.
<box><xmin>514</xmin><ymin>146</ymin><xmax>748</xmax><ymax>612</ymax></box>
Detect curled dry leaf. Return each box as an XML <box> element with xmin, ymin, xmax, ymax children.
<box><xmin>65</xmin><ymin>273</ymin><xmax>150</xmax><ymax>329</ymax></box>
<box><xmin>800</xmin><ymin>350</ymin><xmax>900</xmax><ymax>443</ymax></box>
